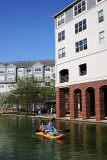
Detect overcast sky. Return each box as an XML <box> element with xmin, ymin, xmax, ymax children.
<box><xmin>0</xmin><ymin>0</ymin><xmax>74</xmax><ymax>63</ymax></box>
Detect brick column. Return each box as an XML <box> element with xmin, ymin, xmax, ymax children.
<box><xmin>82</xmin><ymin>89</ymin><xmax>87</xmax><ymax>120</ymax></box>
<box><xmin>86</xmin><ymin>90</ymin><xmax>91</xmax><ymax>119</ymax></box>
<box><xmin>56</xmin><ymin>88</ymin><xmax>66</xmax><ymax>118</ymax></box>
<box><xmin>95</xmin><ymin>87</ymin><xmax>105</xmax><ymax>121</ymax></box>
<box><xmin>70</xmin><ymin>87</ymin><xmax>78</xmax><ymax>119</ymax></box>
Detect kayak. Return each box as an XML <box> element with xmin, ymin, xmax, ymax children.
<box><xmin>35</xmin><ymin>132</ymin><xmax>66</xmax><ymax>139</ymax></box>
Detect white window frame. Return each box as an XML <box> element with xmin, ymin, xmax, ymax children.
<box><xmin>7</xmin><ymin>68</ymin><xmax>15</xmax><ymax>73</ymax></box>
<box><xmin>45</xmin><ymin>74</ymin><xmax>50</xmax><ymax>79</ymax></box>
<box><xmin>0</xmin><ymin>75</ymin><xmax>5</xmax><ymax>81</ymax></box>
<box><xmin>34</xmin><ymin>67</ymin><xmax>42</xmax><ymax>72</ymax></box>
<box><xmin>26</xmin><ymin>67</ymin><xmax>32</xmax><ymax>72</ymax></box>
<box><xmin>0</xmin><ymin>68</ymin><xmax>5</xmax><ymax>74</ymax></box>
<box><xmin>98</xmin><ymin>10</ymin><xmax>104</xmax><ymax>23</ymax></box>
<box><xmin>58</xmin><ymin>30</ymin><xmax>65</xmax><ymax>42</ymax></box>
<box><xmin>96</xmin><ymin>0</ymin><xmax>104</xmax><ymax>4</ymax></box>
<box><xmin>99</xmin><ymin>31</ymin><xmax>104</xmax><ymax>44</ymax></box>
<box><xmin>7</xmin><ymin>75</ymin><xmax>15</xmax><ymax>81</ymax></box>
<box><xmin>58</xmin><ymin>47</ymin><xmax>65</xmax><ymax>59</ymax></box>
<box><xmin>35</xmin><ymin>74</ymin><xmax>42</xmax><ymax>80</ymax></box>
<box><xmin>75</xmin><ymin>38</ymin><xmax>87</xmax><ymax>53</ymax></box>
<box><xmin>57</xmin><ymin>13</ymin><xmax>65</xmax><ymax>27</ymax></box>
<box><xmin>74</xmin><ymin>0</ymin><xmax>86</xmax><ymax>17</ymax></box>
<box><xmin>18</xmin><ymin>68</ymin><xmax>24</xmax><ymax>73</ymax></box>
<box><xmin>45</xmin><ymin>66</ymin><xmax>50</xmax><ymax>71</ymax></box>
<box><xmin>0</xmin><ymin>84</ymin><xmax>4</xmax><ymax>88</ymax></box>
<box><xmin>75</xmin><ymin>19</ymin><xmax>87</xmax><ymax>34</ymax></box>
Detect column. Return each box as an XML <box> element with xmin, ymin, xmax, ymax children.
<box><xmin>56</xmin><ymin>88</ymin><xmax>66</xmax><ymax>118</ymax></box>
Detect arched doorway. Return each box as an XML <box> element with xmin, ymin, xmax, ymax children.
<box><xmin>86</xmin><ymin>87</ymin><xmax>95</xmax><ymax>118</ymax></box>
<box><xmin>100</xmin><ymin>85</ymin><xmax>107</xmax><ymax>117</ymax></box>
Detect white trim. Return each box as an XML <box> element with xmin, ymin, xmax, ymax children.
<box><xmin>73</xmin><ymin>0</ymin><xmax>87</xmax><ymax>18</ymax></box>
<box><xmin>57</xmin><ymin>12</ymin><xmax>65</xmax><ymax>28</ymax></box>
<box><xmin>96</xmin><ymin>0</ymin><xmax>104</xmax><ymax>5</ymax></box>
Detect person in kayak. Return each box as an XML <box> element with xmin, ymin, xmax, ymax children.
<box><xmin>45</xmin><ymin>121</ymin><xmax>59</xmax><ymax>136</ymax></box>
<box><xmin>39</xmin><ymin>121</ymin><xmax>46</xmax><ymax>132</ymax></box>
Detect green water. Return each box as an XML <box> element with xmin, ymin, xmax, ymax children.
<box><xmin>0</xmin><ymin>115</ymin><xmax>107</xmax><ymax>160</ymax></box>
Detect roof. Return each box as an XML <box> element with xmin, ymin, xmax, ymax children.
<box><xmin>0</xmin><ymin>60</ymin><xmax>55</xmax><ymax>68</ymax></box>
<box><xmin>52</xmin><ymin>0</ymin><xmax>80</xmax><ymax>18</ymax></box>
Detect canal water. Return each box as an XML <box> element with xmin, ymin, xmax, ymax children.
<box><xmin>0</xmin><ymin>115</ymin><xmax>107</xmax><ymax>160</ymax></box>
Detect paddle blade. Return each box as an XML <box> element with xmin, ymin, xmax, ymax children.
<box><xmin>51</xmin><ymin>118</ymin><xmax>55</xmax><ymax>122</ymax></box>
<box><xmin>64</xmin><ymin>129</ymin><xmax>70</xmax><ymax>133</ymax></box>
<box><xmin>35</xmin><ymin>129</ymin><xmax>40</xmax><ymax>132</ymax></box>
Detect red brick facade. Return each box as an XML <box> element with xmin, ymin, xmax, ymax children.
<box><xmin>56</xmin><ymin>88</ymin><xmax>66</xmax><ymax>118</ymax></box>
<box><xmin>56</xmin><ymin>80</ymin><xmax>107</xmax><ymax>121</ymax></box>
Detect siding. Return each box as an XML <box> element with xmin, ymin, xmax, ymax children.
<box><xmin>55</xmin><ymin>18</ymin><xmax>57</xmax><ymax>29</ymax></box>
<box><xmin>87</xmin><ymin>0</ymin><xmax>96</xmax><ymax>10</ymax></box>
<box><xmin>66</xmin><ymin>7</ymin><xmax>73</xmax><ymax>23</ymax></box>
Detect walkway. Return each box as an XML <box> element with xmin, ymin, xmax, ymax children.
<box><xmin>32</xmin><ymin>113</ymin><xmax>107</xmax><ymax>124</ymax></box>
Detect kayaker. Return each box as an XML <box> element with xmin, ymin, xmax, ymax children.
<box><xmin>39</xmin><ymin>121</ymin><xmax>46</xmax><ymax>132</ymax></box>
<box><xmin>45</xmin><ymin>121</ymin><xmax>59</xmax><ymax>136</ymax></box>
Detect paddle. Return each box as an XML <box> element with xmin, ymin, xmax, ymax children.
<box><xmin>51</xmin><ymin>118</ymin><xmax>70</xmax><ymax>132</ymax></box>
<box><xmin>51</xmin><ymin>117</ymin><xmax>55</xmax><ymax>122</ymax></box>
<box><xmin>57</xmin><ymin>129</ymin><xmax>70</xmax><ymax>133</ymax></box>
<box><xmin>35</xmin><ymin>118</ymin><xmax>70</xmax><ymax>133</ymax></box>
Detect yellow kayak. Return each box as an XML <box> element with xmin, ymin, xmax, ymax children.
<box><xmin>35</xmin><ymin>132</ymin><xmax>66</xmax><ymax>139</ymax></box>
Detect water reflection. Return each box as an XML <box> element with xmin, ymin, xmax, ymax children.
<box><xmin>0</xmin><ymin>115</ymin><xmax>107</xmax><ymax>160</ymax></box>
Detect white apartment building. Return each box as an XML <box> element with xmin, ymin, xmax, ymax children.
<box><xmin>0</xmin><ymin>60</ymin><xmax>55</xmax><ymax>93</ymax></box>
<box><xmin>53</xmin><ymin>0</ymin><xmax>107</xmax><ymax>121</ymax></box>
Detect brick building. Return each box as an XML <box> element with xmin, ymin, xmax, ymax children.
<box><xmin>53</xmin><ymin>0</ymin><xmax>107</xmax><ymax>121</ymax></box>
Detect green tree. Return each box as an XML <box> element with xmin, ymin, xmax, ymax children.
<box><xmin>42</xmin><ymin>73</ymin><xmax>56</xmax><ymax>102</ymax></box>
<box><xmin>11</xmin><ymin>76</ymin><xmax>41</xmax><ymax>115</ymax></box>
<box><xmin>0</xmin><ymin>93</ymin><xmax>10</xmax><ymax>113</ymax></box>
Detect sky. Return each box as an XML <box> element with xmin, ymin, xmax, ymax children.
<box><xmin>0</xmin><ymin>0</ymin><xmax>74</xmax><ymax>63</ymax></box>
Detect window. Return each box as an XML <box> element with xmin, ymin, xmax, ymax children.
<box><xmin>58</xmin><ymin>13</ymin><xmax>65</xmax><ymax>26</ymax></box>
<box><xmin>0</xmin><ymin>68</ymin><xmax>5</xmax><ymax>73</ymax></box>
<box><xmin>79</xmin><ymin>64</ymin><xmax>87</xmax><ymax>76</ymax></box>
<box><xmin>27</xmin><ymin>67</ymin><xmax>31</xmax><ymax>72</ymax></box>
<box><xmin>58</xmin><ymin>30</ymin><xmax>65</xmax><ymax>42</ymax></box>
<box><xmin>75</xmin><ymin>38</ymin><xmax>87</xmax><ymax>53</ymax></box>
<box><xmin>45</xmin><ymin>74</ymin><xmax>50</xmax><ymax>79</ymax></box>
<box><xmin>75</xmin><ymin>19</ymin><xmax>87</xmax><ymax>34</ymax></box>
<box><xmin>8</xmin><ymin>84</ymin><xmax>13</xmax><ymax>88</ymax></box>
<box><xmin>98</xmin><ymin>10</ymin><xmax>104</xmax><ymax>23</ymax></box>
<box><xmin>74</xmin><ymin>0</ymin><xmax>86</xmax><ymax>16</ymax></box>
<box><xmin>0</xmin><ymin>75</ymin><xmax>4</xmax><ymax>81</ymax></box>
<box><xmin>60</xmin><ymin>69</ymin><xmax>69</xmax><ymax>83</ymax></box>
<box><xmin>35</xmin><ymin>67</ymin><xmax>41</xmax><ymax>72</ymax></box>
<box><xmin>7</xmin><ymin>68</ymin><xmax>15</xmax><ymax>73</ymax></box>
<box><xmin>35</xmin><ymin>74</ymin><xmax>42</xmax><ymax>80</ymax></box>
<box><xmin>58</xmin><ymin>47</ymin><xmax>65</xmax><ymax>59</ymax></box>
<box><xmin>99</xmin><ymin>31</ymin><xmax>104</xmax><ymax>44</ymax></box>
<box><xmin>0</xmin><ymin>84</ymin><xmax>4</xmax><ymax>88</ymax></box>
<box><xmin>7</xmin><ymin>75</ymin><xmax>15</xmax><ymax>81</ymax></box>
<box><xmin>46</xmin><ymin>82</ymin><xmax>50</xmax><ymax>86</ymax></box>
<box><xmin>18</xmin><ymin>68</ymin><xmax>23</xmax><ymax>72</ymax></box>
<box><xmin>97</xmin><ymin>0</ymin><xmax>102</xmax><ymax>2</ymax></box>
<box><xmin>45</xmin><ymin>66</ymin><xmax>50</xmax><ymax>71</ymax></box>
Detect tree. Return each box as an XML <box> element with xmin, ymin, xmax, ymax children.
<box><xmin>42</xmin><ymin>73</ymin><xmax>56</xmax><ymax>102</ymax></box>
<box><xmin>0</xmin><ymin>93</ymin><xmax>10</xmax><ymax>113</ymax></box>
<box><xmin>10</xmin><ymin>75</ymin><xmax>41</xmax><ymax>115</ymax></box>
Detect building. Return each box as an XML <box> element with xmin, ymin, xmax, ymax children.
<box><xmin>0</xmin><ymin>60</ymin><xmax>55</xmax><ymax>111</ymax></box>
<box><xmin>53</xmin><ymin>0</ymin><xmax>107</xmax><ymax>121</ymax></box>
